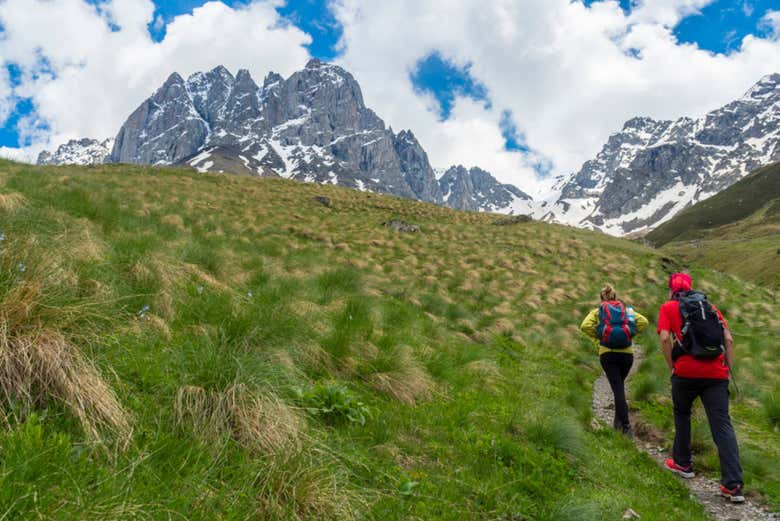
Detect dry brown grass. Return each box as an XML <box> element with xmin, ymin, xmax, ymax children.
<box><xmin>64</xmin><ymin>225</ymin><xmax>106</xmax><ymax>262</ymax></box>
<box><xmin>161</xmin><ymin>213</ymin><xmax>186</xmax><ymax>231</ymax></box>
<box><xmin>0</xmin><ymin>327</ymin><xmax>132</xmax><ymax>445</ymax></box>
<box><xmin>368</xmin><ymin>365</ymin><xmax>433</xmax><ymax>406</ymax></box>
<box><xmin>0</xmin><ymin>270</ymin><xmax>130</xmax><ymax>448</ymax></box>
<box><xmin>175</xmin><ymin>383</ymin><xmax>303</xmax><ymax>454</ymax></box>
<box><xmin>366</xmin><ymin>347</ymin><xmax>434</xmax><ymax>406</ymax></box>
<box><xmin>251</xmin><ymin>447</ymin><xmax>360</xmax><ymax>521</ymax></box>
<box><xmin>0</xmin><ymin>191</ymin><xmax>26</xmax><ymax>213</ymax></box>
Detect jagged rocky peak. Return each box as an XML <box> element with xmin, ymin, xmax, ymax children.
<box><xmin>742</xmin><ymin>72</ymin><xmax>780</xmax><ymax>100</ymax></box>
<box><xmin>392</xmin><ymin>130</ymin><xmax>442</xmax><ymax>203</ymax></box>
<box><xmin>540</xmin><ymin>72</ymin><xmax>780</xmax><ymax>236</ymax></box>
<box><xmin>37</xmin><ymin>137</ymin><xmax>114</xmax><ymax>166</ymax></box>
<box><xmin>439</xmin><ymin>165</ymin><xmax>532</xmax><ymax>214</ymax></box>
<box><xmin>110</xmin><ymin>68</ymin><xmax>207</xmax><ymax>165</ymax></box>
<box><xmin>263</xmin><ymin>71</ymin><xmax>283</xmax><ymax>89</ymax></box>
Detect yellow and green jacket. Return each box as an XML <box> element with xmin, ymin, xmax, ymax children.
<box><xmin>580</xmin><ymin>306</ymin><xmax>648</xmax><ymax>355</ymax></box>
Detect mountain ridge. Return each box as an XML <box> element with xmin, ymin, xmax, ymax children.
<box><xmin>38</xmin><ymin>59</ymin><xmax>530</xmax><ymax>215</ymax></box>
<box><xmin>37</xmin><ymin>65</ymin><xmax>779</xmax><ymax>233</ymax></box>
<box><xmin>537</xmin><ymin>73</ymin><xmax>780</xmax><ymax>235</ymax></box>
<box><xmin>647</xmin><ymin>161</ymin><xmax>780</xmax><ymax>287</ymax></box>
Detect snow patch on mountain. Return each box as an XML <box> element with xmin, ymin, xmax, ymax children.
<box><xmin>37</xmin><ymin>138</ymin><xmax>114</xmax><ymax>166</ymax></box>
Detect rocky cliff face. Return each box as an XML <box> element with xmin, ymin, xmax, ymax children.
<box><xmin>37</xmin><ymin>138</ymin><xmax>114</xmax><ymax>166</ymax></box>
<box><xmin>539</xmin><ymin>73</ymin><xmax>780</xmax><ymax>235</ymax></box>
<box><xmin>440</xmin><ymin>166</ymin><xmax>532</xmax><ymax>214</ymax></box>
<box><xmin>110</xmin><ymin>60</ymin><xmax>420</xmax><ymax>199</ymax></box>
<box><xmin>38</xmin><ymin>59</ymin><xmax>532</xmax><ymax>215</ymax></box>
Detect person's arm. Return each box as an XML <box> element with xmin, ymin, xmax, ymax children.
<box><xmin>634</xmin><ymin>311</ymin><xmax>649</xmax><ymax>335</ymax></box>
<box><xmin>724</xmin><ymin>328</ymin><xmax>734</xmax><ymax>368</ymax></box>
<box><xmin>659</xmin><ymin>330</ymin><xmax>674</xmax><ymax>373</ymax></box>
<box><xmin>713</xmin><ymin>305</ymin><xmax>734</xmax><ymax>369</ymax></box>
<box><xmin>580</xmin><ymin>309</ymin><xmax>599</xmax><ymax>340</ymax></box>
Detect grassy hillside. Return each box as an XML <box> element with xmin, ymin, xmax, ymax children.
<box><xmin>646</xmin><ymin>162</ymin><xmax>780</xmax><ymax>287</ymax></box>
<box><xmin>0</xmin><ymin>159</ymin><xmax>777</xmax><ymax>519</ymax></box>
<box><xmin>647</xmin><ymin>161</ymin><xmax>780</xmax><ymax>246</ymax></box>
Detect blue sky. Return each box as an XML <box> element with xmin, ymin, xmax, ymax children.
<box><xmin>583</xmin><ymin>0</ymin><xmax>779</xmax><ymax>53</ymax></box>
<box><xmin>0</xmin><ymin>0</ymin><xmax>778</xmax><ymax>156</ymax></box>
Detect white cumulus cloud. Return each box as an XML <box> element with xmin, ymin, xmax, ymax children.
<box><xmin>0</xmin><ymin>0</ymin><xmax>311</xmax><ymax>156</ymax></box>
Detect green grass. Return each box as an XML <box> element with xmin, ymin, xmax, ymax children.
<box><xmin>0</xmin><ymin>159</ymin><xmax>776</xmax><ymax>518</ymax></box>
<box><xmin>646</xmin><ymin>161</ymin><xmax>780</xmax><ymax>287</ymax></box>
<box><xmin>647</xmin><ymin>161</ymin><xmax>780</xmax><ymax>246</ymax></box>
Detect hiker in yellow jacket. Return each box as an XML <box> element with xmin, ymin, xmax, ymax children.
<box><xmin>581</xmin><ymin>284</ymin><xmax>648</xmax><ymax>434</ymax></box>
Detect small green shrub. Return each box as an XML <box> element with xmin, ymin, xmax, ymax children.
<box><xmin>296</xmin><ymin>383</ymin><xmax>369</xmax><ymax>426</ymax></box>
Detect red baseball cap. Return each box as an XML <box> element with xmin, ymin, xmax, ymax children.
<box><xmin>669</xmin><ymin>272</ymin><xmax>692</xmax><ymax>292</ymax></box>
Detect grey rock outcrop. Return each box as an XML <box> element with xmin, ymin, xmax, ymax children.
<box><xmin>439</xmin><ymin>165</ymin><xmax>532</xmax><ymax>213</ymax></box>
<box><xmin>111</xmin><ymin>73</ymin><xmax>208</xmax><ymax>165</ymax></box>
<box><xmin>383</xmin><ymin>219</ymin><xmax>420</xmax><ymax>233</ymax></box>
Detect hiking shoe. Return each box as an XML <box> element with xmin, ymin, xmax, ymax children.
<box><xmin>664</xmin><ymin>459</ymin><xmax>695</xmax><ymax>478</ymax></box>
<box><xmin>720</xmin><ymin>485</ymin><xmax>745</xmax><ymax>503</ymax></box>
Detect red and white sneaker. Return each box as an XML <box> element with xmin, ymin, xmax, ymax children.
<box><xmin>720</xmin><ymin>485</ymin><xmax>746</xmax><ymax>503</ymax></box>
<box><xmin>664</xmin><ymin>458</ymin><xmax>695</xmax><ymax>478</ymax></box>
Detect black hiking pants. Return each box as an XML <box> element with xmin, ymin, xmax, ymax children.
<box><xmin>671</xmin><ymin>376</ymin><xmax>743</xmax><ymax>488</ymax></box>
<box><xmin>600</xmin><ymin>352</ymin><xmax>634</xmax><ymax>431</ymax></box>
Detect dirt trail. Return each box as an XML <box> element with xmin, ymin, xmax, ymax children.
<box><xmin>591</xmin><ymin>347</ymin><xmax>778</xmax><ymax>521</ymax></box>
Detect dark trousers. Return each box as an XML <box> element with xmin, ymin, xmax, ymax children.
<box><xmin>671</xmin><ymin>376</ymin><xmax>743</xmax><ymax>487</ymax></box>
<box><xmin>600</xmin><ymin>352</ymin><xmax>634</xmax><ymax>431</ymax></box>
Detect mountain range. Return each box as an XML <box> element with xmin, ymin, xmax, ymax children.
<box><xmin>37</xmin><ymin>63</ymin><xmax>779</xmax><ymax>235</ymax></box>
<box><xmin>538</xmin><ymin>73</ymin><xmax>780</xmax><ymax>235</ymax></box>
<box><xmin>38</xmin><ymin>59</ymin><xmax>531</xmax><ymax>215</ymax></box>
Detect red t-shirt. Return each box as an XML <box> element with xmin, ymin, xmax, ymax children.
<box><xmin>657</xmin><ymin>300</ymin><xmax>729</xmax><ymax>379</ymax></box>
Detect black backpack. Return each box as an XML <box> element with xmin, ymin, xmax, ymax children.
<box><xmin>675</xmin><ymin>291</ymin><xmax>725</xmax><ymax>359</ymax></box>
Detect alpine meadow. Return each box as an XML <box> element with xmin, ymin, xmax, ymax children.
<box><xmin>0</xmin><ymin>159</ymin><xmax>778</xmax><ymax>519</ymax></box>
<box><xmin>2</xmin><ymin>1</ymin><xmax>780</xmax><ymax>520</ymax></box>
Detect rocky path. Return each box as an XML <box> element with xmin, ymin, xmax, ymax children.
<box><xmin>591</xmin><ymin>348</ymin><xmax>778</xmax><ymax>521</ymax></box>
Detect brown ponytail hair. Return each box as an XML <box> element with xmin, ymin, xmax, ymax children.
<box><xmin>600</xmin><ymin>284</ymin><xmax>617</xmax><ymax>301</ymax></box>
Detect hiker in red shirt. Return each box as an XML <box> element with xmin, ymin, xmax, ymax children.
<box><xmin>657</xmin><ymin>272</ymin><xmax>744</xmax><ymax>503</ymax></box>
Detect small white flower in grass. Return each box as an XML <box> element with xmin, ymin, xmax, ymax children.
<box><xmin>17</xmin><ymin>261</ymin><xmax>26</xmax><ymax>273</ymax></box>
<box><xmin>247</xmin><ymin>291</ymin><xmax>253</xmax><ymax>298</ymax></box>
<box><xmin>138</xmin><ymin>304</ymin><xmax>150</xmax><ymax>319</ymax></box>
<box><xmin>0</xmin><ymin>231</ymin><xmax>5</xmax><ymax>242</ymax></box>
<box><xmin>197</xmin><ymin>285</ymin><xmax>204</xmax><ymax>295</ymax></box>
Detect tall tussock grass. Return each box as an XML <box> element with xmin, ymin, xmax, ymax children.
<box><xmin>251</xmin><ymin>447</ymin><xmax>361</xmax><ymax>520</ymax></box>
<box><xmin>0</xmin><ymin>326</ymin><xmax>132</xmax><ymax>446</ymax></box>
<box><xmin>0</xmin><ymin>248</ymin><xmax>131</xmax><ymax>447</ymax></box>
<box><xmin>175</xmin><ymin>383</ymin><xmax>303</xmax><ymax>453</ymax></box>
